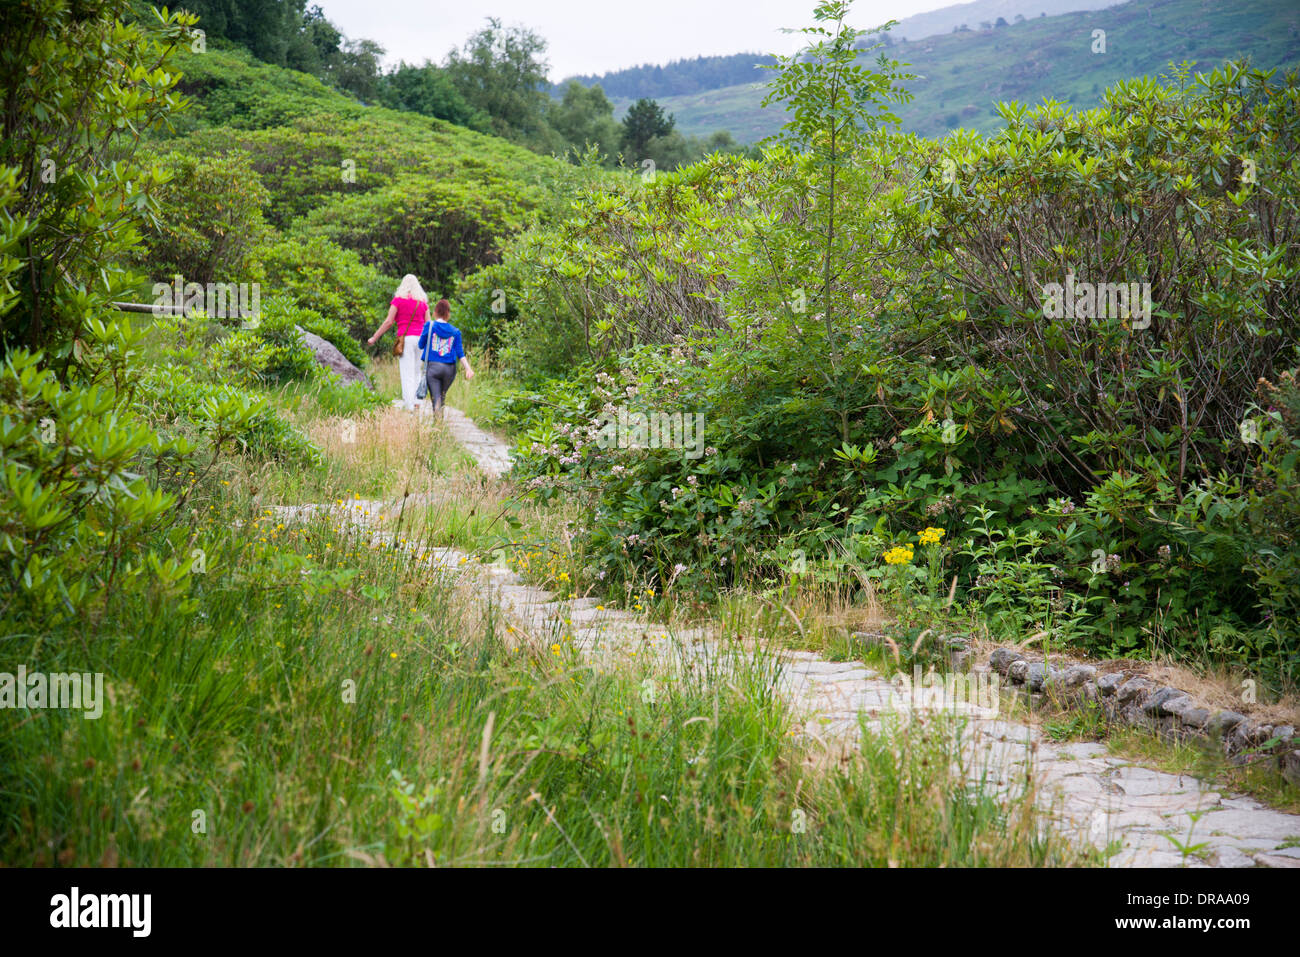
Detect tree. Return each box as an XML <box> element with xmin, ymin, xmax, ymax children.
<box><xmin>621</xmin><ymin>98</ymin><xmax>675</xmax><ymax>159</ymax></box>
<box><xmin>140</xmin><ymin>149</ymin><xmax>271</xmax><ymax>285</ymax></box>
<box><xmin>548</xmin><ymin>81</ymin><xmax>621</xmax><ymax>160</ymax></box>
<box><xmin>445</xmin><ymin>18</ymin><xmax>552</xmax><ymax>141</ymax></box>
<box><xmin>380</xmin><ymin>62</ymin><xmax>488</xmax><ymax>129</ymax></box>
<box><xmin>331</xmin><ymin>37</ymin><xmax>385</xmax><ymax>102</ymax></box>
<box><xmin>760</xmin><ymin>0</ymin><xmax>913</xmax><ymax>439</ymax></box>
<box><xmin>0</xmin><ymin>0</ymin><xmax>193</xmax><ymax>358</ymax></box>
<box><xmin>286</xmin><ymin>3</ymin><xmax>341</xmax><ymax>74</ymax></box>
<box><xmin>176</xmin><ymin>0</ymin><xmax>303</xmax><ymax>65</ymax></box>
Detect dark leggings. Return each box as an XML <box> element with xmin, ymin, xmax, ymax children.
<box><xmin>425</xmin><ymin>360</ymin><xmax>456</xmax><ymax>413</ymax></box>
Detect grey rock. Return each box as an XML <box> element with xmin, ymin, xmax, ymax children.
<box><xmin>1210</xmin><ymin>846</ymin><xmax>1259</xmax><ymax>868</ymax></box>
<box><xmin>1206</xmin><ymin>711</ymin><xmax>1248</xmax><ymax>736</ymax></box>
<box><xmin>1116</xmin><ymin>676</ymin><xmax>1154</xmax><ymax>705</ymax></box>
<box><xmin>989</xmin><ymin>648</ymin><xmax>1025</xmax><ymax>675</ymax></box>
<box><xmin>1121</xmin><ymin>702</ymin><xmax>1150</xmax><ymax>726</ymax></box>
<box><xmin>1008</xmin><ymin>659</ymin><xmax>1030</xmax><ymax>682</ymax></box>
<box><xmin>1178</xmin><ymin>707</ymin><xmax>1212</xmax><ymax>729</ymax></box>
<box><xmin>297</xmin><ymin>326</ymin><xmax>373</xmax><ymax>388</ymax></box>
<box><xmin>1254</xmin><ymin>853</ymin><xmax>1300</xmax><ymax>869</ymax></box>
<box><xmin>1096</xmin><ymin>672</ymin><xmax>1125</xmax><ymax>696</ymax></box>
<box><xmin>1270</xmin><ymin>725</ymin><xmax>1295</xmax><ymax>747</ymax></box>
<box><xmin>1140</xmin><ymin>687</ymin><xmax>1184</xmax><ymax>714</ymax></box>
<box><xmin>1025</xmin><ymin>662</ymin><xmax>1059</xmax><ymax>692</ymax></box>
<box><xmin>1228</xmin><ymin>722</ymin><xmax>1272</xmax><ymax>753</ymax></box>
<box><xmin>1061</xmin><ymin>664</ymin><xmax>1097</xmax><ymax>687</ymax></box>
<box><xmin>1160</xmin><ymin>694</ymin><xmax>1197</xmax><ymax>718</ymax></box>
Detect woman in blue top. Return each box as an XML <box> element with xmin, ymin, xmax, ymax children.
<box><xmin>417</xmin><ymin>298</ymin><xmax>474</xmax><ymax>418</ymax></box>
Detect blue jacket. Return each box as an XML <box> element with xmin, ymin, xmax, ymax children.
<box><xmin>417</xmin><ymin>320</ymin><xmax>464</xmax><ymax>363</ymax></box>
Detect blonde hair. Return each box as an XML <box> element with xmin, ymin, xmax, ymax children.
<box><xmin>394</xmin><ymin>274</ymin><xmax>428</xmax><ymax>303</ymax></box>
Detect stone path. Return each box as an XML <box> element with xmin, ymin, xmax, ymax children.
<box><xmin>279</xmin><ymin>405</ymin><xmax>1300</xmax><ymax>868</ymax></box>
<box><xmin>441</xmin><ymin>405</ymin><xmax>512</xmax><ymax>479</ymax></box>
<box><xmin>395</xmin><ymin>400</ymin><xmax>512</xmax><ymax>478</ymax></box>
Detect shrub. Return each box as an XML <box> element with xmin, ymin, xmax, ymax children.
<box><xmin>247</xmin><ymin>294</ymin><xmax>321</xmax><ymax>382</ymax></box>
<box><xmin>501</xmin><ymin>62</ymin><xmax>1300</xmax><ymax>679</ymax></box>
<box><xmin>301</xmin><ymin>172</ymin><xmax>543</xmax><ymax>294</ymax></box>
<box><xmin>0</xmin><ymin>0</ymin><xmax>193</xmax><ymax>354</ymax></box>
<box><xmin>0</xmin><ymin>346</ymin><xmax>189</xmax><ymax>627</ymax></box>
<box><xmin>248</xmin><ymin>234</ymin><xmax>392</xmax><ymax>348</ymax></box>
<box><xmin>139</xmin><ymin>147</ymin><xmax>271</xmax><ymax>285</ymax></box>
<box><xmin>137</xmin><ymin>361</ymin><xmax>321</xmax><ymax>466</ymax></box>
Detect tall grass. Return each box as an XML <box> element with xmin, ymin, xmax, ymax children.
<box><xmin>0</xmin><ymin>350</ymin><xmax>1094</xmax><ymax>867</ymax></box>
<box><xmin>0</xmin><ymin>487</ymin><xmax>1090</xmax><ymax>865</ymax></box>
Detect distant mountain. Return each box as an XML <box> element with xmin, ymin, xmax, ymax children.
<box><xmin>555</xmin><ymin>52</ymin><xmax>777</xmax><ymax>101</ymax></box>
<box><xmin>602</xmin><ymin>0</ymin><xmax>1300</xmax><ymax>143</ymax></box>
<box><xmin>558</xmin><ymin>1</ymin><xmax>1126</xmax><ymax>103</ymax></box>
<box><xmin>887</xmin><ymin>0</ymin><xmax>1123</xmax><ymax>42</ymax></box>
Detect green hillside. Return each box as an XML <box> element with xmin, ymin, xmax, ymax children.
<box><xmin>139</xmin><ymin>45</ymin><xmax>576</xmax><ymax>347</ymax></box>
<box><xmin>617</xmin><ymin>0</ymin><xmax>1300</xmax><ymax>142</ymax></box>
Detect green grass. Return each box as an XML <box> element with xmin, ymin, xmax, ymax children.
<box><xmin>0</xmin><ymin>350</ymin><xmax>1096</xmax><ymax>866</ymax></box>
<box><xmin>0</xmin><ymin>498</ymin><xmax>1088</xmax><ymax>866</ymax></box>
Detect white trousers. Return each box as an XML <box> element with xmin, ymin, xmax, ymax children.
<box><xmin>398</xmin><ymin>336</ymin><xmax>422</xmax><ymax>409</ymax></box>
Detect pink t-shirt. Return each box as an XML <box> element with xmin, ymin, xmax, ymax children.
<box><xmin>392</xmin><ymin>297</ymin><xmax>428</xmax><ymax>337</ymax></box>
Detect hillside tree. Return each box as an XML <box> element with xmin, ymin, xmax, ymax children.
<box><xmin>621</xmin><ymin>98</ymin><xmax>675</xmax><ymax>158</ymax></box>
<box><xmin>445</xmin><ymin>18</ymin><xmax>552</xmax><ymax>141</ymax></box>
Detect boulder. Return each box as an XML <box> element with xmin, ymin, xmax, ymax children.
<box><xmin>1176</xmin><ymin>706</ymin><xmax>1211</xmax><ymax>729</ymax></box>
<box><xmin>297</xmin><ymin>326</ymin><xmax>372</xmax><ymax>388</ymax></box>
<box><xmin>989</xmin><ymin>647</ymin><xmax>1025</xmax><ymax>675</ymax></box>
<box><xmin>1141</xmin><ymin>686</ymin><xmax>1183</xmax><ymax>714</ymax></box>
<box><xmin>1228</xmin><ymin>723</ymin><xmax>1273</xmax><ymax>752</ymax></box>
<box><xmin>1024</xmin><ymin>662</ymin><xmax>1059</xmax><ymax>693</ymax></box>
<box><xmin>1206</xmin><ymin>710</ymin><xmax>1248</xmax><ymax>736</ymax></box>
<box><xmin>1061</xmin><ymin>664</ymin><xmax>1097</xmax><ymax>688</ymax></box>
<box><xmin>1283</xmin><ymin>750</ymin><xmax>1300</xmax><ymax>787</ymax></box>
<box><xmin>1096</xmin><ymin>672</ymin><xmax>1125</xmax><ymax>696</ymax></box>
<box><xmin>1116</xmin><ymin>676</ymin><xmax>1154</xmax><ymax>705</ymax></box>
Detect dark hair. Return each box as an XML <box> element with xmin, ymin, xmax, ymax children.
<box><xmin>434</xmin><ymin>298</ymin><xmax>451</xmax><ymax>319</ymax></box>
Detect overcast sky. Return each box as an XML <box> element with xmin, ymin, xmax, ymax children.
<box><xmin>316</xmin><ymin>0</ymin><xmax>956</xmax><ymax>80</ymax></box>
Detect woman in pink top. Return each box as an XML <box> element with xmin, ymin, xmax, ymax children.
<box><xmin>367</xmin><ymin>274</ymin><xmax>429</xmax><ymax>411</ymax></box>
